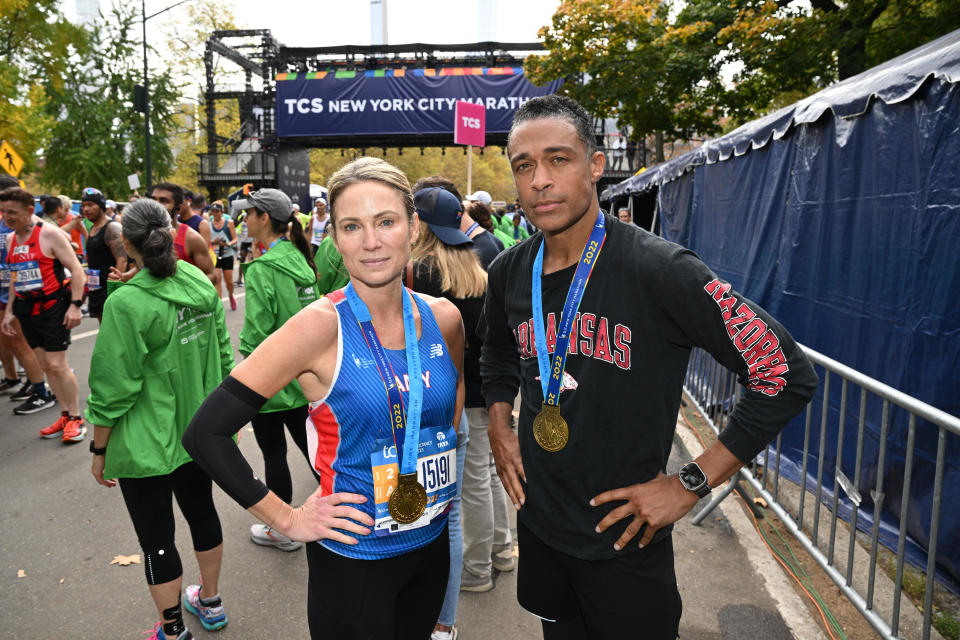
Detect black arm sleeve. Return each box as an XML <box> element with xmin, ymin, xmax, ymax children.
<box><xmin>478</xmin><ymin>257</ymin><xmax>521</xmax><ymax>406</ymax></box>
<box><xmin>183</xmin><ymin>375</ymin><xmax>271</xmax><ymax>508</ymax></box>
<box><xmin>659</xmin><ymin>250</ymin><xmax>818</xmax><ymax>463</ymax></box>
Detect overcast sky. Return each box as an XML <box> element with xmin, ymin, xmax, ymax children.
<box><xmin>67</xmin><ymin>0</ymin><xmax>560</xmax><ymax>47</ymax></box>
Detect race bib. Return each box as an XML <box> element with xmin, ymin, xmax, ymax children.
<box><xmin>370</xmin><ymin>424</ymin><xmax>457</xmax><ymax>536</ymax></box>
<box><xmin>0</xmin><ymin>266</ymin><xmax>9</xmax><ymax>290</ymax></box>
<box><xmin>10</xmin><ymin>261</ymin><xmax>42</xmax><ymax>292</ymax></box>
<box><xmin>85</xmin><ymin>268</ymin><xmax>101</xmax><ymax>290</ymax></box>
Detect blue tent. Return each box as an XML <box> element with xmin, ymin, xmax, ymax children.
<box><xmin>603</xmin><ymin>30</ymin><xmax>960</xmax><ymax>587</ymax></box>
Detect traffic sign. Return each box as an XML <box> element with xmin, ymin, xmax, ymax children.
<box><xmin>0</xmin><ymin>140</ymin><xmax>24</xmax><ymax>177</ymax></box>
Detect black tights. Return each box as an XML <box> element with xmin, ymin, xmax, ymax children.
<box><xmin>251</xmin><ymin>405</ymin><xmax>318</xmax><ymax>504</ymax></box>
<box><xmin>118</xmin><ymin>461</ymin><xmax>222</xmax><ymax>585</ymax></box>
<box><xmin>305</xmin><ymin>528</ymin><xmax>449</xmax><ymax>639</ymax></box>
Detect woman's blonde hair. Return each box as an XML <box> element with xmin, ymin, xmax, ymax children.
<box><xmin>411</xmin><ymin>224</ymin><xmax>487</xmax><ymax>298</ymax></box>
<box><xmin>326</xmin><ymin>157</ymin><xmax>415</xmax><ymax>231</ymax></box>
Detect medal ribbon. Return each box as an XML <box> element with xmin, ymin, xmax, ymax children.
<box><xmin>532</xmin><ymin>210</ymin><xmax>606</xmax><ymax>406</ymax></box>
<box><xmin>344</xmin><ymin>283</ymin><xmax>423</xmax><ymax>476</ymax></box>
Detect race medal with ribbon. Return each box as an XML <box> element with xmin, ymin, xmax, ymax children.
<box><xmin>533</xmin><ymin>402</ymin><xmax>569</xmax><ymax>452</ymax></box>
<box><xmin>389</xmin><ymin>472</ymin><xmax>429</xmax><ymax>524</ymax></box>
<box><xmin>344</xmin><ymin>283</ymin><xmax>428</xmax><ymax>523</ymax></box>
<box><xmin>531</xmin><ymin>210</ymin><xmax>607</xmax><ymax>452</ymax></box>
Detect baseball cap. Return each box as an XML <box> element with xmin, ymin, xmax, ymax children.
<box><xmin>105</xmin><ymin>199</ymin><xmax>116</xmax><ymax>209</ymax></box>
<box><xmin>465</xmin><ymin>190</ymin><xmax>492</xmax><ymax>205</ymax></box>
<box><xmin>414</xmin><ymin>188</ymin><xmax>473</xmax><ymax>247</ymax></box>
<box><xmin>81</xmin><ymin>187</ymin><xmax>107</xmax><ymax>210</ymax></box>
<box><xmin>234</xmin><ymin>188</ymin><xmax>293</xmax><ymax>222</ymax></box>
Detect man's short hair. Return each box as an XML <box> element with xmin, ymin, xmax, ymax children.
<box><xmin>0</xmin><ymin>174</ymin><xmax>19</xmax><ymax>190</ymax></box>
<box><xmin>42</xmin><ymin>195</ymin><xmax>62</xmax><ymax>215</ymax></box>
<box><xmin>508</xmin><ymin>94</ymin><xmax>598</xmax><ymax>156</ymax></box>
<box><xmin>148</xmin><ymin>182</ymin><xmax>185</xmax><ymax>209</ymax></box>
<box><xmin>191</xmin><ymin>192</ymin><xmax>206</xmax><ymax>208</ymax></box>
<box><xmin>412</xmin><ymin>175</ymin><xmax>464</xmax><ymax>203</ymax></box>
<box><xmin>0</xmin><ymin>187</ymin><xmax>35</xmax><ymax>210</ymax></box>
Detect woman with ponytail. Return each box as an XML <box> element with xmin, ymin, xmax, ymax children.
<box><xmin>85</xmin><ymin>198</ymin><xmax>235</xmax><ymax>639</ymax></box>
<box><xmin>233</xmin><ymin>188</ymin><xmax>321</xmax><ymax>552</ymax></box>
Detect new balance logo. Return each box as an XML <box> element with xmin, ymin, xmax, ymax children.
<box><xmin>429</xmin><ymin>343</ymin><xmax>444</xmax><ymax>358</ymax></box>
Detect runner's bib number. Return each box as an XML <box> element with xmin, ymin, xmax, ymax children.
<box><xmin>0</xmin><ymin>266</ymin><xmax>9</xmax><ymax>290</ymax></box>
<box><xmin>370</xmin><ymin>424</ymin><xmax>457</xmax><ymax>535</ymax></box>
<box><xmin>85</xmin><ymin>268</ymin><xmax>100</xmax><ymax>290</ymax></box>
<box><xmin>10</xmin><ymin>261</ymin><xmax>42</xmax><ymax>292</ymax></box>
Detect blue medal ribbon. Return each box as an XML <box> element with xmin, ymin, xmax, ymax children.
<box><xmin>344</xmin><ymin>283</ymin><xmax>423</xmax><ymax>476</ymax></box>
<box><xmin>532</xmin><ymin>210</ymin><xmax>606</xmax><ymax>406</ymax></box>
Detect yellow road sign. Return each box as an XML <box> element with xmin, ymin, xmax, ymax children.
<box><xmin>0</xmin><ymin>140</ymin><xmax>24</xmax><ymax>177</ymax></box>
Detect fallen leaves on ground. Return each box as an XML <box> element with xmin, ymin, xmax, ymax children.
<box><xmin>109</xmin><ymin>554</ymin><xmax>141</xmax><ymax>566</ymax></box>
<box><xmin>17</xmin><ymin>569</ymin><xmax>25</xmax><ymax>578</ymax></box>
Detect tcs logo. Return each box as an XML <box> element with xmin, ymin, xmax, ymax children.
<box><xmin>461</xmin><ymin>116</ymin><xmax>481</xmax><ymax>129</ymax></box>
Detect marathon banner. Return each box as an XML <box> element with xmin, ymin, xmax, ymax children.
<box><xmin>275</xmin><ymin>68</ymin><xmax>563</xmax><ymax>139</ymax></box>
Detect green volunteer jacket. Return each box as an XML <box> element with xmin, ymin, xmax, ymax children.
<box><xmin>493</xmin><ymin>227</ymin><xmax>516</xmax><ymax>249</ymax></box>
<box><xmin>499</xmin><ymin>215</ymin><xmax>530</xmax><ymax>242</ymax></box>
<box><xmin>239</xmin><ymin>239</ymin><xmax>319</xmax><ymax>412</ymax></box>
<box><xmin>314</xmin><ymin>235</ymin><xmax>350</xmax><ymax>296</ymax></box>
<box><xmin>85</xmin><ymin>261</ymin><xmax>235</xmax><ymax>479</ymax></box>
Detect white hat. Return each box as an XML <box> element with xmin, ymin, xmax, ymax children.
<box><xmin>465</xmin><ymin>190</ymin><xmax>492</xmax><ymax>205</ymax></box>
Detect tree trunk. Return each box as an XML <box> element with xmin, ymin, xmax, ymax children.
<box><xmin>655</xmin><ymin>131</ymin><xmax>665</xmax><ymax>164</ymax></box>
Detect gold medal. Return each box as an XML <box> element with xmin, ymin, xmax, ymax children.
<box><xmin>533</xmin><ymin>402</ymin><xmax>569</xmax><ymax>452</ymax></box>
<box><xmin>388</xmin><ymin>472</ymin><xmax>428</xmax><ymax>524</ymax></box>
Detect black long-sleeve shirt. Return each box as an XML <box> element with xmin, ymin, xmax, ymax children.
<box><xmin>478</xmin><ymin>214</ymin><xmax>818</xmax><ymax>560</ymax></box>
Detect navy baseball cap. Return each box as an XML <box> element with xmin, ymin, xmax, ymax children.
<box><xmin>414</xmin><ymin>188</ymin><xmax>473</xmax><ymax>247</ymax></box>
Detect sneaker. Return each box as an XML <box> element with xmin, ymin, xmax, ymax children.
<box><xmin>431</xmin><ymin>625</ymin><xmax>458</xmax><ymax>640</ymax></box>
<box><xmin>16</xmin><ymin>393</ymin><xmax>56</xmax><ymax>416</ymax></box>
<box><xmin>144</xmin><ymin>621</ymin><xmax>194</xmax><ymax>640</ymax></box>
<box><xmin>61</xmin><ymin>416</ymin><xmax>87</xmax><ymax>442</ymax></box>
<box><xmin>39</xmin><ymin>412</ymin><xmax>69</xmax><ymax>438</ymax></box>
<box><xmin>492</xmin><ymin>545</ymin><xmax>516</xmax><ymax>572</ymax></box>
<box><xmin>10</xmin><ymin>380</ymin><xmax>35</xmax><ymax>401</ymax></box>
<box><xmin>0</xmin><ymin>378</ymin><xmax>20</xmax><ymax>394</ymax></box>
<box><xmin>459</xmin><ymin>570</ymin><xmax>494</xmax><ymax>593</ymax></box>
<box><xmin>183</xmin><ymin>584</ymin><xmax>227</xmax><ymax>631</ymax></box>
<box><xmin>250</xmin><ymin>523</ymin><xmax>302</xmax><ymax>551</ymax></box>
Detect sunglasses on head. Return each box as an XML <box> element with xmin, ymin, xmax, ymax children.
<box><xmin>83</xmin><ymin>187</ymin><xmax>103</xmax><ymax>197</ymax></box>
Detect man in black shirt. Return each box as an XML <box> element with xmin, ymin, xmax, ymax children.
<box><xmin>479</xmin><ymin>95</ymin><xmax>818</xmax><ymax>638</ymax></box>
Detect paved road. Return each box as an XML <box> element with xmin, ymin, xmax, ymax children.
<box><xmin>0</xmin><ymin>291</ymin><xmax>816</xmax><ymax>639</ymax></box>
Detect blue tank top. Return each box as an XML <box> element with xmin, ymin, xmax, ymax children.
<box><xmin>306</xmin><ymin>287</ymin><xmax>458</xmax><ymax>560</ymax></box>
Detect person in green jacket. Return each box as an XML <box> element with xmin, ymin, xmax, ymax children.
<box><xmin>235</xmin><ymin>187</ymin><xmax>321</xmax><ymax>552</ymax></box>
<box><xmin>313</xmin><ymin>234</ymin><xmax>350</xmax><ymax>295</ymax></box>
<box><xmin>86</xmin><ymin>198</ymin><xmax>235</xmax><ymax>640</ymax></box>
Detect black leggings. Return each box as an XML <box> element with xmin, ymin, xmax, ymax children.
<box><xmin>119</xmin><ymin>461</ymin><xmax>222</xmax><ymax>585</ymax></box>
<box><xmin>251</xmin><ymin>405</ymin><xmax>319</xmax><ymax>504</ymax></box>
<box><xmin>305</xmin><ymin>527</ymin><xmax>449</xmax><ymax>640</ymax></box>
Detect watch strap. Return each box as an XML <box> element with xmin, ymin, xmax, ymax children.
<box><xmin>89</xmin><ymin>441</ymin><xmax>107</xmax><ymax>455</ymax></box>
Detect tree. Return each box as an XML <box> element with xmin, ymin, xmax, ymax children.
<box><xmin>528</xmin><ymin>0</ymin><xmax>960</xmax><ymax>165</ymax></box>
<box><xmin>527</xmin><ymin>0</ymin><xmax>738</xmax><ymax>162</ymax></box>
<box><xmin>161</xmin><ymin>0</ymin><xmax>244</xmax><ymax>189</ymax></box>
<box><xmin>42</xmin><ymin>3</ymin><xmax>181</xmax><ymax>198</ymax></box>
<box><xmin>0</xmin><ymin>0</ymin><xmax>87</xmax><ymax>176</ymax></box>
<box><xmin>310</xmin><ymin>146</ymin><xmax>518</xmax><ymax>204</ymax></box>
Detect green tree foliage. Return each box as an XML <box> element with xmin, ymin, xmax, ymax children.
<box><xmin>42</xmin><ymin>3</ymin><xmax>181</xmax><ymax>198</ymax></box>
<box><xmin>310</xmin><ymin>147</ymin><xmax>517</xmax><ymax>204</ymax></box>
<box><xmin>0</xmin><ymin>0</ymin><xmax>87</xmax><ymax>175</ymax></box>
<box><xmin>528</xmin><ymin>0</ymin><xmax>960</xmax><ymax>163</ymax></box>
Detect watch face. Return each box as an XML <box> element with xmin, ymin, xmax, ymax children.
<box><xmin>679</xmin><ymin>463</ymin><xmax>706</xmax><ymax>490</ymax></box>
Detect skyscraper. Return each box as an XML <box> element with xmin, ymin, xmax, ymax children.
<box><xmin>371</xmin><ymin>0</ymin><xmax>388</xmax><ymax>46</ymax></box>
<box><xmin>479</xmin><ymin>0</ymin><xmax>496</xmax><ymax>41</ymax></box>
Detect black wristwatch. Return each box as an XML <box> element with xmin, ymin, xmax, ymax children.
<box><xmin>70</xmin><ymin>299</ymin><xmax>83</xmax><ymax>308</ymax></box>
<box><xmin>89</xmin><ymin>441</ymin><xmax>107</xmax><ymax>456</ymax></box>
<box><xmin>678</xmin><ymin>461</ymin><xmax>711</xmax><ymax>498</ymax></box>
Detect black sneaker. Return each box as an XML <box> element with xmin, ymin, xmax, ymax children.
<box><xmin>10</xmin><ymin>380</ymin><xmax>34</xmax><ymax>401</ymax></box>
<box><xmin>13</xmin><ymin>393</ymin><xmax>56</xmax><ymax>415</ymax></box>
<box><xmin>0</xmin><ymin>378</ymin><xmax>21</xmax><ymax>394</ymax></box>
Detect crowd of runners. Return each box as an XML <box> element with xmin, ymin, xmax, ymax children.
<box><xmin>0</xmin><ymin>95</ymin><xmax>816</xmax><ymax>640</ymax></box>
